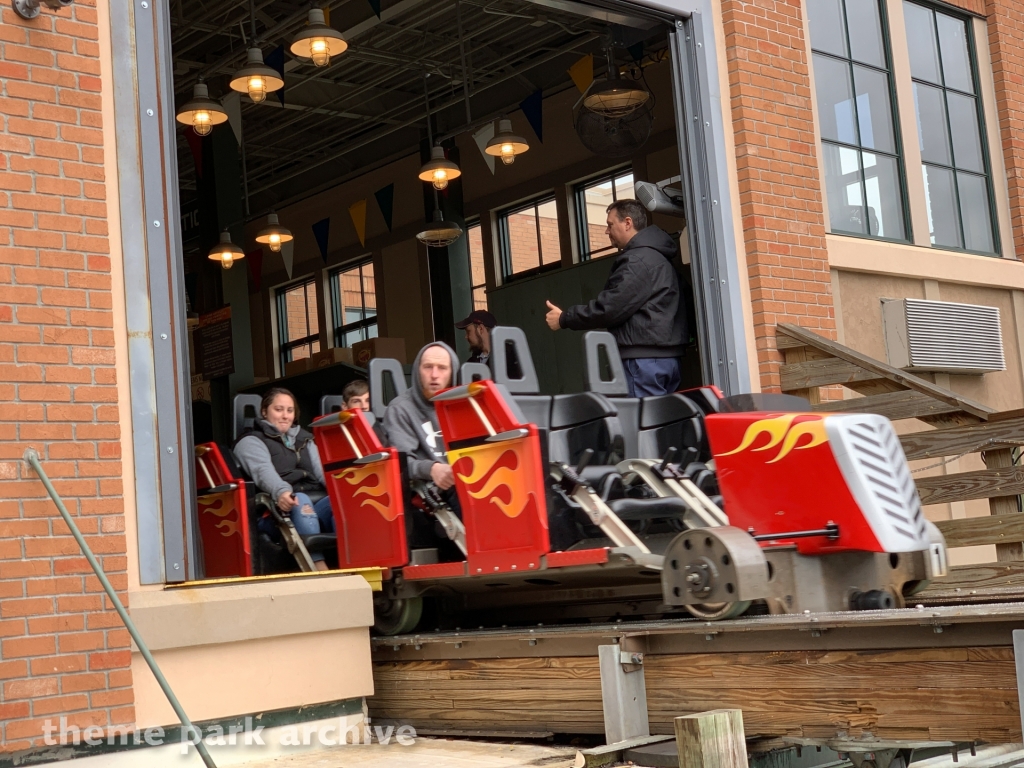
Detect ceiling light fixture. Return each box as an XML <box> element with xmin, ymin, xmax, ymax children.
<box><xmin>582</xmin><ymin>49</ymin><xmax>650</xmax><ymax>118</ymax></box>
<box><xmin>485</xmin><ymin>118</ymin><xmax>530</xmax><ymax>165</ymax></box>
<box><xmin>175</xmin><ymin>81</ymin><xmax>229</xmax><ymax>136</ymax></box>
<box><xmin>255</xmin><ymin>212</ymin><xmax>293</xmax><ymax>253</ymax></box>
<box><xmin>209</xmin><ymin>231</ymin><xmax>245</xmax><ymax>270</ymax></box>
<box><xmin>416</xmin><ymin>209</ymin><xmax>463</xmax><ymax>248</ymax></box>
<box><xmin>230</xmin><ymin>47</ymin><xmax>284</xmax><ymax>104</ymax></box>
<box><xmin>418</xmin><ymin>146</ymin><xmax>461</xmax><ymax>190</ymax></box>
<box><xmin>290</xmin><ymin>8</ymin><xmax>347</xmax><ymax>68</ymax></box>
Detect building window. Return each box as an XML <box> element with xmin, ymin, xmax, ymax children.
<box><xmin>467</xmin><ymin>222</ymin><xmax>487</xmax><ymax>310</ymax></box>
<box><xmin>904</xmin><ymin>2</ymin><xmax>996</xmax><ymax>254</ymax></box>
<box><xmin>575</xmin><ymin>169</ymin><xmax>634</xmax><ymax>259</ymax></box>
<box><xmin>329</xmin><ymin>259</ymin><xmax>378</xmax><ymax>348</ymax></box>
<box><xmin>497</xmin><ymin>196</ymin><xmax>562</xmax><ymax>280</ymax></box>
<box><xmin>276</xmin><ymin>278</ymin><xmax>320</xmax><ymax>372</ymax></box>
<box><xmin>808</xmin><ymin>0</ymin><xmax>908</xmax><ymax>241</ymax></box>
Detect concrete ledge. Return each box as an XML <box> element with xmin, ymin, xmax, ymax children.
<box><xmin>129</xmin><ymin>573</ymin><xmax>373</xmax><ymax>651</ymax></box>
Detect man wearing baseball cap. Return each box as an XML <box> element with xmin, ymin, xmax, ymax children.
<box><xmin>455</xmin><ymin>309</ymin><xmax>496</xmax><ymax>367</ymax></box>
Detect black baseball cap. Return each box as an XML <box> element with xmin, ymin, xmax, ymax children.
<box><xmin>455</xmin><ymin>310</ymin><xmax>496</xmax><ymax>329</ymax></box>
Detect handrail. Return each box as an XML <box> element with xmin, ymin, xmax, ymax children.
<box><xmin>23</xmin><ymin>449</ymin><xmax>218</xmax><ymax>768</ymax></box>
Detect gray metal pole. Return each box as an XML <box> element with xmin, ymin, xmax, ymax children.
<box><xmin>23</xmin><ymin>449</ymin><xmax>218</xmax><ymax>768</ymax></box>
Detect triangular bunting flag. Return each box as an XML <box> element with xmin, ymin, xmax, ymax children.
<box><xmin>349</xmin><ymin>199</ymin><xmax>367</xmax><ymax>247</ymax></box>
<box><xmin>323</xmin><ymin>6</ymin><xmax>330</xmax><ymax>25</ymax></box>
<box><xmin>246</xmin><ymin>249</ymin><xmax>263</xmax><ymax>293</ymax></box>
<box><xmin>472</xmin><ymin>122</ymin><xmax>496</xmax><ymax>175</ymax></box>
<box><xmin>627</xmin><ymin>41</ymin><xmax>645</xmax><ymax>63</ymax></box>
<box><xmin>374</xmin><ymin>183</ymin><xmax>395</xmax><ymax>232</ymax></box>
<box><xmin>519</xmin><ymin>89</ymin><xmax>543</xmax><ymax>143</ymax></box>
<box><xmin>185</xmin><ymin>129</ymin><xmax>203</xmax><ymax>178</ymax></box>
<box><xmin>281</xmin><ymin>240</ymin><xmax>294</xmax><ymax>279</ymax></box>
<box><xmin>312</xmin><ymin>217</ymin><xmax>330</xmax><ymax>262</ymax></box>
<box><xmin>223</xmin><ymin>91</ymin><xmax>242</xmax><ymax>146</ymax></box>
<box><xmin>265</xmin><ymin>46</ymin><xmax>286</xmax><ymax>106</ymax></box>
<box><xmin>367</xmin><ymin>0</ymin><xmax>381</xmax><ymax>18</ymax></box>
<box><xmin>568</xmin><ymin>54</ymin><xmax>594</xmax><ymax>95</ymax></box>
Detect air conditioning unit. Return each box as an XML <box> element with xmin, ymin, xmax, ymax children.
<box><xmin>881</xmin><ymin>298</ymin><xmax>1005</xmax><ymax>374</ymax></box>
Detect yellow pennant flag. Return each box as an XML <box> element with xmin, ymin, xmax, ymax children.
<box><xmin>568</xmin><ymin>54</ymin><xmax>594</xmax><ymax>94</ymax></box>
<box><xmin>322</xmin><ymin>7</ymin><xmax>330</xmax><ymax>26</ymax></box>
<box><xmin>349</xmin><ymin>199</ymin><xmax>367</xmax><ymax>247</ymax></box>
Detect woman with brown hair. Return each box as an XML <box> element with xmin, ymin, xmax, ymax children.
<box><xmin>233</xmin><ymin>388</ymin><xmax>334</xmax><ymax>570</ymax></box>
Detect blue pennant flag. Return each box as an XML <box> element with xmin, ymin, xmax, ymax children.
<box><xmin>519</xmin><ymin>89</ymin><xmax>543</xmax><ymax>143</ymax></box>
<box><xmin>374</xmin><ymin>183</ymin><xmax>395</xmax><ymax>232</ymax></box>
<box><xmin>312</xmin><ymin>217</ymin><xmax>330</xmax><ymax>262</ymax></box>
<box><xmin>628</xmin><ymin>41</ymin><xmax>644</xmax><ymax>63</ymax></box>
<box><xmin>265</xmin><ymin>45</ymin><xmax>286</xmax><ymax>106</ymax></box>
<box><xmin>367</xmin><ymin>0</ymin><xmax>381</xmax><ymax>18</ymax></box>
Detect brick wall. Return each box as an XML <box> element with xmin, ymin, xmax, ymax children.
<box><xmin>721</xmin><ymin>0</ymin><xmax>836</xmax><ymax>390</ymax></box>
<box><xmin>0</xmin><ymin>0</ymin><xmax>135</xmax><ymax>753</ymax></box>
<box><xmin>981</xmin><ymin>0</ymin><xmax>1024</xmax><ymax>257</ymax></box>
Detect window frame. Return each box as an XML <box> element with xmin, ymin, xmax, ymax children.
<box><xmin>275</xmin><ymin>277</ymin><xmax>321</xmax><ymax>373</ymax></box>
<box><xmin>465</xmin><ymin>219</ymin><xmax>488</xmax><ymax>310</ymax></box>
<box><xmin>328</xmin><ymin>257</ymin><xmax>379</xmax><ymax>349</ymax></box>
<box><xmin>904</xmin><ymin>0</ymin><xmax>1000</xmax><ymax>257</ymax></box>
<box><xmin>810</xmin><ymin>0</ymin><xmax>912</xmax><ymax>244</ymax></box>
<box><xmin>573</xmin><ymin>166</ymin><xmax>634</xmax><ymax>260</ymax></box>
<box><xmin>496</xmin><ymin>194</ymin><xmax>563</xmax><ymax>282</ymax></box>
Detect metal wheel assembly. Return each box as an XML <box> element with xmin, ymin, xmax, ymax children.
<box><xmin>662</xmin><ymin>526</ymin><xmax>768</xmax><ymax>618</ymax></box>
<box><xmin>373</xmin><ymin>594</ymin><xmax>423</xmax><ymax>636</ymax></box>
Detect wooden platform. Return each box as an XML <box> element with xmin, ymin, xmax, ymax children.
<box><xmin>370</xmin><ymin>604</ymin><xmax>1024</xmax><ymax>743</ymax></box>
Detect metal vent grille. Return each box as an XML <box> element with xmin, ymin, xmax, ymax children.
<box><xmin>883</xmin><ymin>298</ymin><xmax>1005</xmax><ymax>374</ymax></box>
<box><xmin>828</xmin><ymin>414</ymin><xmax>927</xmax><ymax>552</ymax></box>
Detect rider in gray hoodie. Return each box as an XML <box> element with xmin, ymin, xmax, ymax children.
<box><xmin>383</xmin><ymin>341</ymin><xmax>459</xmax><ymax>486</ymax></box>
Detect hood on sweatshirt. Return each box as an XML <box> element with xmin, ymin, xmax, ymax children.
<box><xmin>622</xmin><ymin>224</ymin><xmax>679</xmax><ymax>261</ymax></box>
<box><xmin>409</xmin><ymin>341</ymin><xmax>460</xmax><ymax>413</ymax></box>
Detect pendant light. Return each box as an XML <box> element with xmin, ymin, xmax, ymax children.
<box><xmin>416</xmin><ymin>208</ymin><xmax>463</xmax><ymax>248</ymax></box>
<box><xmin>230</xmin><ymin>47</ymin><xmax>284</xmax><ymax>104</ymax></box>
<box><xmin>417</xmin><ymin>72</ymin><xmax>462</xmax><ymax>190</ymax></box>
<box><xmin>485</xmin><ymin>118</ymin><xmax>530</xmax><ymax>165</ymax></box>
<box><xmin>418</xmin><ymin>146</ymin><xmax>461</xmax><ymax>190</ymax></box>
<box><xmin>209</xmin><ymin>231</ymin><xmax>245</xmax><ymax>270</ymax></box>
<box><xmin>255</xmin><ymin>212</ymin><xmax>292</xmax><ymax>253</ymax></box>
<box><xmin>175</xmin><ymin>81</ymin><xmax>229</xmax><ymax>136</ymax></box>
<box><xmin>582</xmin><ymin>49</ymin><xmax>650</xmax><ymax>118</ymax></box>
<box><xmin>290</xmin><ymin>8</ymin><xmax>348</xmax><ymax>67</ymax></box>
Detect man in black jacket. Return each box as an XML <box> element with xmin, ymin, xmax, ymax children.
<box><xmin>545</xmin><ymin>199</ymin><xmax>686</xmax><ymax>397</ymax></box>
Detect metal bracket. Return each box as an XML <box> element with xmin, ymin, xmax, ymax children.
<box><xmin>12</xmin><ymin>0</ymin><xmax>71</xmax><ymax>20</ymax></box>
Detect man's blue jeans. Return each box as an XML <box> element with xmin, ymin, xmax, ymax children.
<box><xmin>258</xmin><ymin>492</ymin><xmax>334</xmax><ymax>562</ymax></box>
<box><xmin>623</xmin><ymin>357</ymin><xmax>681</xmax><ymax>397</ymax></box>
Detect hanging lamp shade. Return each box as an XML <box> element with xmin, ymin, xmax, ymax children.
<box><xmin>485</xmin><ymin>118</ymin><xmax>530</xmax><ymax>165</ymax></box>
<box><xmin>290</xmin><ymin>8</ymin><xmax>348</xmax><ymax>67</ymax></box>
<box><xmin>175</xmin><ymin>82</ymin><xmax>229</xmax><ymax>136</ymax></box>
<box><xmin>582</xmin><ymin>74</ymin><xmax>650</xmax><ymax>118</ymax></box>
<box><xmin>255</xmin><ymin>212</ymin><xmax>293</xmax><ymax>253</ymax></box>
<box><xmin>209</xmin><ymin>231</ymin><xmax>245</xmax><ymax>269</ymax></box>
<box><xmin>416</xmin><ymin>209</ymin><xmax>463</xmax><ymax>248</ymax></box>
<box><xmin>418</xmin><ymin>146</ymin><xmax>461</xmax><ymax>190</ymax></box>
<box><xmin>229</xmin><ymin>47</ymin><xmax>285</xmax><ymax>104</ymax></box>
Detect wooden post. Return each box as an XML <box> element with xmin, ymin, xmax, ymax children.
<box><xmin>674</xmin><ymin>709</ymin><xmax>748</xmax><ymax>768</ymax></box>
<box><xmin>984</xmin><ymin>447</ymin><xmax>1024</xmax><ymax>561</ymax></box>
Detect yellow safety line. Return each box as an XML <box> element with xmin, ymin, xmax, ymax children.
<box><xmin>165</xmin><ymin>567</ymin><xmax>383</xmax><ymax>591</ymax></box>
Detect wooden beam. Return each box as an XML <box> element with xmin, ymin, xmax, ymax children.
<box><xmin>983</xmin><ymin>448</ymin><xmax>1024</xmax><ymax>561</ymax></box>
<box><xmin>781</xmin><ymin>346</ymin><xmax>824</xmax><ymax>405</ymax></box>
<box><xmin>814</xmin><ymin>391</ymin><xmax>962</xmax><ymax>421</ymax></box>
<box><xmin>674</xmin><ymin>710</ymin><xmax>748</xmax><ymax>768</ymax></box>
<box><xmin>916</xmin><ymin>467</ymin><xmax>1024</xmax><ymax>506</ymax></box>
<box><xmin>776</xmin><ymin>324</ymin><xmax>994</xmax><ymax>420</ymax></box>
<box><xmin>899</xmin><ymin>416</ymin><xmax>1024</xmax><ymax>460</ymax></box>
<box><xmin>935</xmin><ymin>513</ymin><xmax>1024</xmax><ymax>548</ymax></box>
<box><xmin>923</xmin><ymin>561</ymin><xmax>1024</xmax><ymax>593</ymax></box>
<box><xmin>780</xmin><ymin>358</ymin><xmax>881</xmax><ymax>391</ymax></box>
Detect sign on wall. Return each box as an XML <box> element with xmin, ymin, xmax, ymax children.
<box><xmin>194</xmin><ymin>307</ymin><xmax>235</xmax><ymax>380</ymax></box>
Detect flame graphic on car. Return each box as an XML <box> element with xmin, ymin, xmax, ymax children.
<box><xmin>335</xmin><ymin>464</ymin><xmax>397</xmax><ymax>521</ymax></box>
<box><xmin>199</xmin><ymin>497</ymin><xmax>240</xmax><ymax>538</ymax></box>
<box><xmin>719</xmin><ymin>414</ymin><xmax>830</xmax><ymax>464</ymax></box>
<box><xmin>450</xmin><ymin>444</ymin><xmax>530</xmax><ymax>519</ymax></box>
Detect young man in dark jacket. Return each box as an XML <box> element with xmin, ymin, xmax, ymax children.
<box><xmin>545</xmin><ymin>199</ymin><xmax>686</xmax><ymax>397</ymax></box>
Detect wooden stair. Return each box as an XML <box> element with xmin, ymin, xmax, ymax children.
<box><xmin>776</xmin><ymin>323</ymin><xmax>1024</xmax><ymax>601</ymax></box>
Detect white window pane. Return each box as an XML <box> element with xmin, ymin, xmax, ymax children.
<box><xmin>537</xmin><ymin>200</ymin><xmax>561</xmax><ymax>265</ymax></box>
<box><xmin>957</xmin><ymin>172</ymin><xmax>994</xmax><ymax>253</ymax></box>
<box><xmin>614</xmin><ymin>172</ymin><xmax>635</xmax><ymax>202</ymax></box>
<box><xmin>853</xmin><ymin>64</ymin><xmax>896</xmax><ymax>153</ymax></box>
<box><xmin>862</xmin><ymin>152</ymin><xmax>905</xmax><ymax>240</ymax></box>
<box><xmin>824</xmin><ymin>143</ymin><xmax>867</xmax><ymax>235</ymax></box>
<box><xmin>946</xmin><ymin>92</ymin><xmax>984</xmax><ymax>173</ymax></box>
<box><xmin>846</xmin><ymin>0</ymin><xmax>885</xmax><ymax>68</ymax></box>
<box><xmin>914</xmin><ymin>82</ymin><xmax>951</xmax><ymax>166</ymax></box>
<box><xmin>904</xmin><ymin>2</ymin><xmax>941</xmax><ymax>84</ymax></box>
<box><xmin>813</xmin><ymin>54</ymin><xmax>858</xmax><ymax>145</ymax></box>
<box><xmin>922</xmin><ymin>164</ymin><xmax>962</xmax><ymax>248</ymax></box>
<box><xmin>807</xmin><ymin>0</ymin><xmax>848</xmax><ymax>57</ymax></box>
<box><xmin>936</xmin><ymin>12</ymin><xmax>973</xmax><ymax>94</ymax></box>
